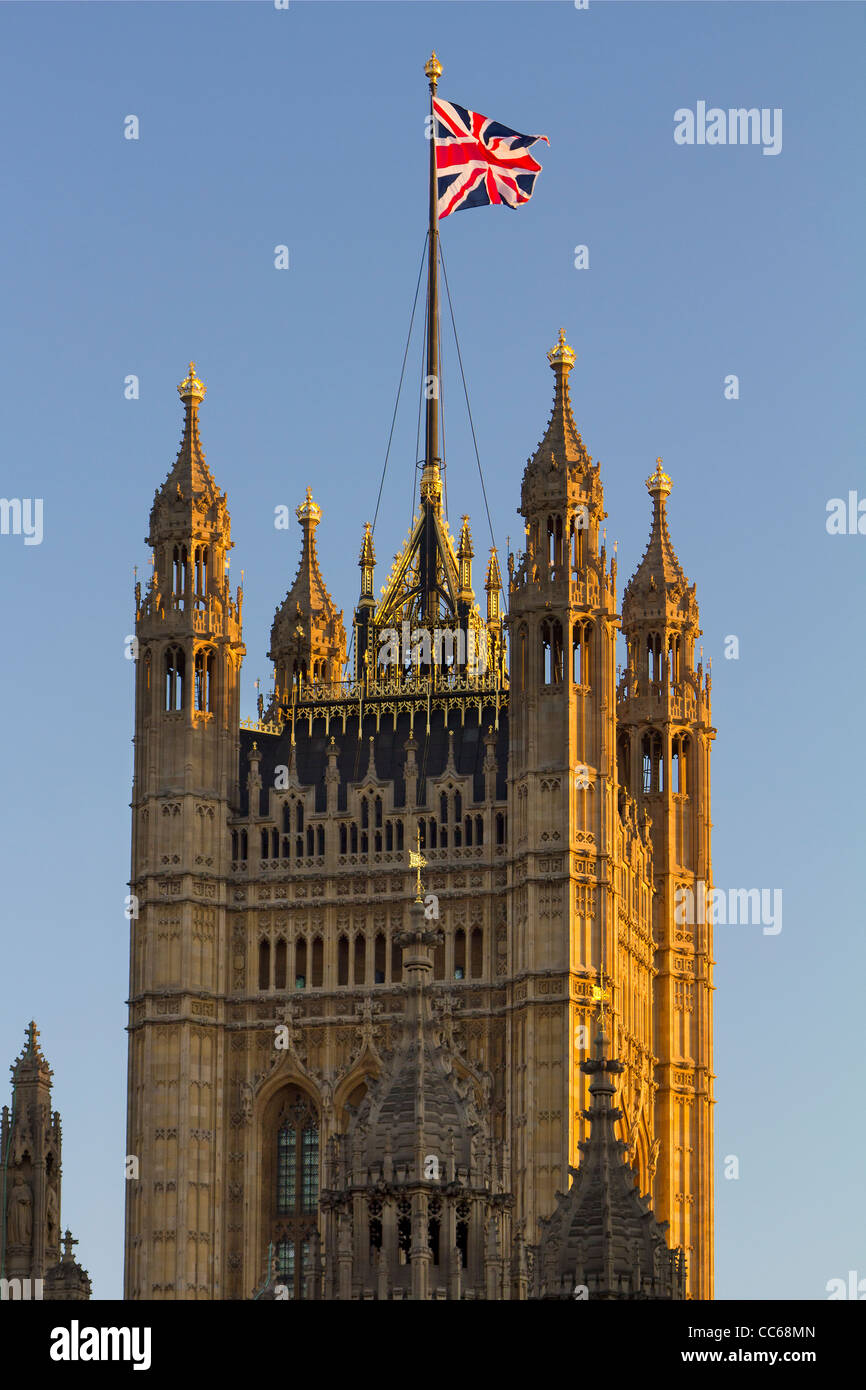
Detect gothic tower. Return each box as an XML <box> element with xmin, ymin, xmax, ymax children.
<box><xmin>125</xmin><ymin>364</ymin><xmax>245</xmax><ymax>1299</ymax></box>
<box><xmin>532</xmin><ymin>1015</ymin><xmax>685</xmax><ymax>1300</ymax></box>
<box><xmin>0</xmin><ymin>1022</ymin><xmax>91</xmax><ymax>1299</ymax></box>
<box><xmin>506</xmin><ymin>333</ymin><xmax>656</xmax><ymax>1245</ymax></box>
<box><xmin>618</xmin><ymin>460</ymin><xmax>715</xmax><ymax>1297</ymax></box>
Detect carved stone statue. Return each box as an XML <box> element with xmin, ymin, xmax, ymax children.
<box><xmin>9</xmin><ymin>1175</ymin><xmax>33</xmax><ymax>1247</ymax></box>
<box><xmin>46</xmin><ymin>1181</ymin><xmax>60</xmax><ymax>1244</ymax></box>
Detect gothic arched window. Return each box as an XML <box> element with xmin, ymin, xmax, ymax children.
<box><xmin>272</xmin><ymin>1090</ymin><xmax>319</xmax><ymax>1300</ymax></box>
<box><xmin>164</xmin><ymin>646</ymin><xmax>185</xmax><ymax>711</ymax></box>
<box><xmin>194</xmin><ymin>647</ymin><xmax>215</xmax><ymax>711</ymax></box>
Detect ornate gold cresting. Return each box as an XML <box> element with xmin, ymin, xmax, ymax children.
<box><xmin>646</xmin><ymin>456</ymin><xmax>673</xmax><ymax>498</ymax></box>
<box><xmin>178</xmin><ymin>361</ymin><xmax>206</xmax><ymax>405</ymax></box>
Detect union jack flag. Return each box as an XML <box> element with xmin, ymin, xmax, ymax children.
<box><xmin>433</xmin><ymin>98</ymin><xmax>549</xmax><ymax>219</ymax></box>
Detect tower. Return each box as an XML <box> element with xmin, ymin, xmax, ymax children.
<box><xmin>269</xmin><ymin>487</ymin><xmax>347</xmax><ymax>703</ymax></box>
<box><xmin>618</xmin><ymin>460</ymin><xmax>715</xmax><ymax>1297</ymax></box>
<box><xmin>532</xmin><ymin>1015</ymin><xmax>685</xmax><ymax>1300</ymax></box>
<box><xmin>506</xmin><ymin>332</ymin><xmax>656</xmax><ymax>1244</ymax></box>
<box><xmin>125</xmin><ymin>364</ymin><xmax>245</xmax><ymax>1299</ymax></box>
<box><xmin>0</xmin><ymin>1022</ymin><xmax>91</xmax><ymax>1299</ymax></box>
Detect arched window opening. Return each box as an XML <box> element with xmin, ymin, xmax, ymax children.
<box><xmin>295</xmin><ymin>938</ymin><xmax>307</xmax><ymax>990</ymax></box>
<box><xmin>396</xmin><ymin>822</ymin><xmax>404</xmax><ymax>851</ymax></box>
<box><xmin>434</xmin><ymin>936</ymin><xmax>445</xmax><ymax>980</ymax></box>
<box><xmin>361</xmin><ymin>798</ymin><xmax>369</xmax><ymax>829</ymax></box>
<box><xmin>258</xmin><ymin>939</ymin><xmax>270</xmax><ymax>991</ymax></box>
<box><xmin>274</xmin><ymin>1091</ymin><xmax>319</xmax><ymax>1299</ymax></box>
<box><xmin>194</xmin><ymin>648</ymin><xmax>214</xmax><ymax>712</ymax></box>
<box><xmin>464</xmin><ymin>816</ymin><xmax>473</xmax><ymax>847</ymax></box>
<box><xmin>385</xmin><ymin>822</ymin><xmax>393</xmax><ymax>852</ymax></box>
<box><xmin>454</xmin><ymin>929</ymin><xmax>466</xmax><ymax>981</ymax></box>
<box><xmin>311</xmin><ymin>936</ymin><xmax>323</xmax><ymax>988</ymax></box>
<box><xmin>261</xmin><ymin>828</ymin><xmax>269</xmax><ymax>859</ymax></box>
<box><xmin>339</xmin><ymin>823</ymin><xmax>347</xmax><ymax>854</ymax></box>
<box><xmin>375</xmin><ymin>797</ymin><xmax>382</xmax><ymax>828</ymax></box>
<box><xmin>240</xmin><ymin>829</ymin><xmax>248</xmax><ymax>860</ymax></box>
<box><xmin>316</xmin><ymin>826</ymin><xmax>325</xmax><ymax>855</ymax></box>
<box><xmin>470</xmin><ymin>927</ymin><xmax>483</xmax><ymax>979</ymax></box>
<box><xmin>306</xmin><ymin>826</ymin><xmax>314</xmax><ymax>856</ymax></box>
<box><xmin>296</xmin><ymin>802</ymin><xmax>304</xmax><ymax>833</ymax></box>
<box><xmin>428</xmin><ymin>1199</ymin><xmax>442</xmax><ymax>1266</ymax></box>
<box><xmin>374</xmin><ymin>933</ymin><xmax>386</xmax><ymax>984</ymax></box>
<box><xmin>338</xmin><ymin>935</ymin><xmax>349</xmax><ymax>986</ymax></box>
<box><xmin>475</xmin><ymin>815</ymin><xmax>484</xmax><ymax>846</ymax></box>
<box><xmin>617</xmin><ymin>732</ymin><xmax>630</xmax><ymax>789</ymax></box>
<box><xmin>456</xmin><ymin>1202</ymin><xmax>470</xmax><ymax>1268</ymax></box>
<box><xmin>282</xmin><ymin>836</ymin><xmax>291</xmax><ymax>859</ymax></box>
<box><xmin>353</xmin><ymin>934</ymin><xmax>366</xmax><ymax>986</ymax></box>
<box><xmin>282</xmin><ymin>803</ymin><xmax>291</xmax><ymax>834</ymax></box>
<box><xmin>454</xmin><ymin>791</ymin><xmax>462</xmax><ymax>821</ymax></box>
<box><xmin>274</xmin><ymin>938</ymin><xmax>287</xmax><ymax>991</ymax></box>
<box><xmin>440</xmin><ymin>792</ymin><xmax>448</xmax><ymax>825</ymax></box>
<box><xmin>369</xmin><ymin>1201</ymin><xmax>383</xmax><ymax>1255</ymax></box>
<box><xmin>541</xmin><ymin>619</ymin><xmax>563</xmax><ymax>684</ymax></box>
<box><xmin>397</xmin><ymin>1201</ymin><xmax>411</xmax><ymax>1264</ymax></box>
<box><xmin>271</xmin><ymin>828</ymin><xmax>279</xmax><ymax>859</ymax></box>
<box><xmin>164</xmin><ymin>646</ymin><xmax>185</xmax><ymax>711</ymax></box>
<box><xmin>391</xmin><ymin>934</ymin><xmax>403</xmax><ymax>984</ymax></box>
<box><xmin>496</xmin><ymin>813</ymin><xmax>506</xmax><ymax>846</ymax></box>
<box><xmin>350</xmin><ymin>824</ymin><xmax>358</xmax><ymax>854</ymax></box>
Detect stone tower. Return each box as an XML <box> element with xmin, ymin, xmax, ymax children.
<box><xmin>125</xmin><ymin>364</ymin><xmax>245</xmax><ymax>1299</ymax></box>
<box><xmin>506</xmin><ymin>332</ymin><xmax>657</xmax><ymax>1245</ymax></box>
<box><xmin>617</xmin><ymin>460</ymin><xmax>715</xmax><ymax>1297</ymax></box>
<box><xmin>0</xmin><ymin>1022</ymin><xmax>91</xmax><ymax>1299</ymax></box>
<box><xmin>532</xmin><ymin>1016</ymin><xmax>685</xmax><ymax>1300</ymax></box>
<box><xmin>124</xmin><ymin>340</ymin><xmax>714</xmax><ymax>1300</ymax></box>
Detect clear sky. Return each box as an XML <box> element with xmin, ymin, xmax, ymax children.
<box><xmin>0</xmin><ymin>1</ymin><xmax>863</xmax><ymax>1301</ymax></box>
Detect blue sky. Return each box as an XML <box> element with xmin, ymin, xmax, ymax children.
<box><xmin>0</xmin><ymin>1</ymin><xmax>863</xmax><ymax>1300</ymax></box>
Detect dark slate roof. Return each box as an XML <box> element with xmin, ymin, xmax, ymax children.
<box><xmin>237</xmin><ymin>706</ymin><xmax>509</xmax><ymax>816</ymax></box>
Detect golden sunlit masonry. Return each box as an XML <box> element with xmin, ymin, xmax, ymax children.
<box><xmin>122</xmin><ymin>333</ymin><xmax>714</xmax><ymax>1299</ymax></box>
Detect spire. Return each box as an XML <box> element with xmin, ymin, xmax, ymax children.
<box><xmin>525</xmin><ymin>330</ymin><xmax>592</xmax><ymax>481</ymax></box>
<box><xmin>359</xmin><ymin>520</ymin><xmax>376</xmax><ymax>571</ymax></box>
<box><xmin>485</xmin><ymin>547</ymin><xmax>502</xmax><ymax>622</ymax></box>
<box><xmin>269</xmin><ymin>488</ymin><xmax>346</xmax><ymax>698</ymax></box>
<box><xmin>10</xmin><ymin>1020</ymin><xmax>51</xmax><ymax>1087</ymax></box>
<box><xmin>621</xmin><ymin>457</ymin><xmax>700</xmax><ymax>653</ymax></box>
<box><xmin>160</xmin><ymin>363</ymin><xmax>220</xmax><ymax>505</ymax></box>
<box><xmin>532</xmin><ymin>1016</ymin><xmax>686</xmax><ymax>1300</ymax></box>
<box><xmin>624</xmin><ymin>459</ymin><xmax>688</xmax><ymax>597</ymax></box>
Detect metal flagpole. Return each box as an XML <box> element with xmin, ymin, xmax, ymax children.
<box><xmin>421</xmin><ymin>51</ymin><xmax>443</xmax><ymax>623</ymax></box>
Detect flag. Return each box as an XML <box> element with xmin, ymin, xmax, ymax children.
<box><xmin>432</xmin><ymin>98</ymin><xmax>549</xmax><ymax>219</ymax></box>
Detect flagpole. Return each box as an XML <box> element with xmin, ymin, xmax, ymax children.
<box><xmin>421</xmin><ymin>51</ymin><xmax>443</xmax><ymax>622</ymax></box>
